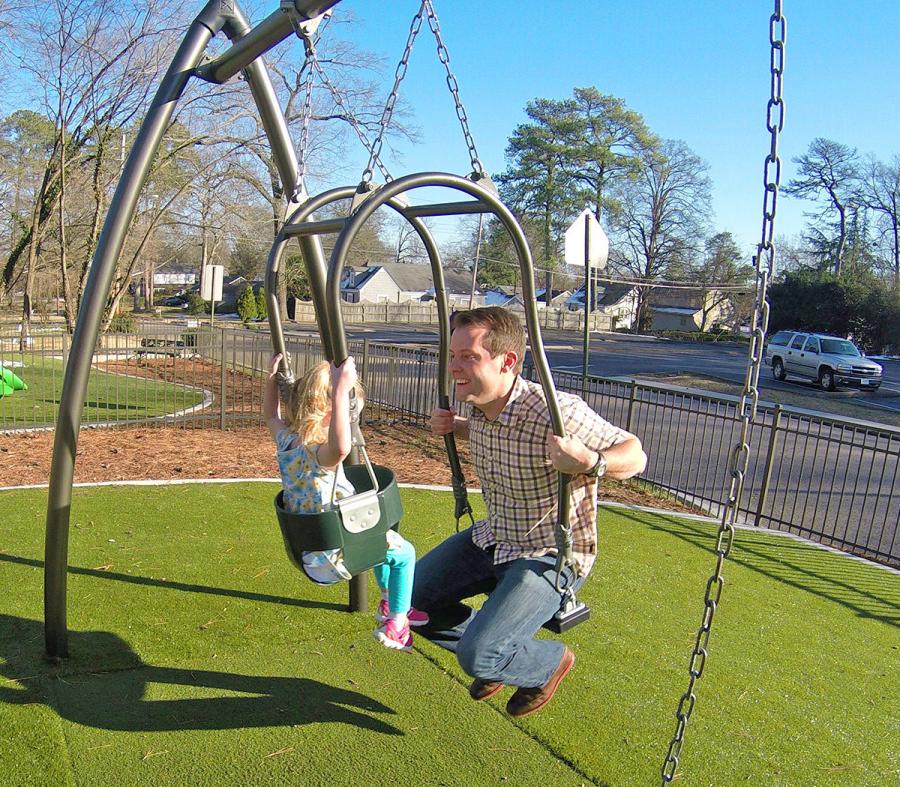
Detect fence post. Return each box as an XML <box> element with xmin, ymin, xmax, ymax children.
<box><xmin>219</xmin><ymin>327</ymin><xmax>227</xmax><ymax>430</ymax></box>
<box><xmin>61</xmin><ymin>331</ymin><xmax>69</xmax><ymax>373</ymax></box>
<box><xmin>626</xmin><ymin>379</ymin><xmax>638</xmax><ymax>433</ymax></box>
<box><xmin>754</xmin><ymin>405</ymin><xmax>783</xmax><ymax>527</ymax></box>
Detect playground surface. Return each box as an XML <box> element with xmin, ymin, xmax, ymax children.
<box><xmin>1</xmin><ymin>481</ymin><xmax>897</xmax><ymax>785</ymax></box>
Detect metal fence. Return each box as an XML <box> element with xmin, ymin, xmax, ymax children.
<box><xmin>2</xmin><ymin>322</ymin><xmax>897</xmax><ymax>567</ymax></box>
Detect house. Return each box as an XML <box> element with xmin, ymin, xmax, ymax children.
<box><xmin>222</xmin><ymin>275</ymin><xmax>263</xmax><ymax>298</ymax></box>
<box><xmin>484</xmin><ymin>286</ymin><xmax>518</xmax><ymax>307</ymax></box>
<box><xmin>341</xmin><ymin>263</ymin><xmax>481</xmax><ymax>306</ymax></box>
<box><xmin>566</xmin><ymin>283</ymin><xmax>638</xmax><ymax>330</ymax></box>
<box><xmin>153</xmin><ymin>272</ymin><xmax>196</xmax><ymax>287</ymax></box>
<box><xmin>534</xmin><ymin>287</ymin><xmax>573</xmax><ymax>308</ymax></box>
<box><xmin>646</xmin><ymin>287</ymin><xmax>736</xmax><ymax>332</ymax></box>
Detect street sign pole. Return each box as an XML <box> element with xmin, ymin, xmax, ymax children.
<box><xmin>565</xmin><ymin>207</ymin><xmax>609</xmax><ymax>397</ymax></box>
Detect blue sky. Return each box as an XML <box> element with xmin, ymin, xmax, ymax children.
<box><xmin>335</xmin><ymin>1</ymin><xmax>900</xmax><ymax>257</ymax></box>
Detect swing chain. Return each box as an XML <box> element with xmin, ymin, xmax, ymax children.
<box><xmin>361</xmin><ymin>1</ymin><xmax>427</xmax><ymax>186</ymax></box>
<box><xmin>422</xmin><ymin>0</ymin><xmax>486</xmax><ymax>180</ymax></box>
<box><xmin>660</xmin><ymin>2</ymin><xmax>784</xmax><ymax>783</ymax></box>
<box><xmin>313</xmin><ymin>59</ymin><xmax>393</xmax><ymax>183</ymax></box>
<box><xmin>296</xmin><ymin>41</ymin><xmax>316</xmax><ymax>184</ymax></box>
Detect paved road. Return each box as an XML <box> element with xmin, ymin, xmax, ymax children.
<box><xmin>292</xmin><ymin>322</ymin><xmax>900</xmax><ymax>416</ymax></box>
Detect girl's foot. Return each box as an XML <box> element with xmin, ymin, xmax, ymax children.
<box><xmin>376</xmin><ymin>599</ymin><xmax>430</xmax><ymax>627</ymax></box>
<box><xmin>373</xmin><ymin>619</ymin><xmax>412</xmax><ymax>651</ymax></box>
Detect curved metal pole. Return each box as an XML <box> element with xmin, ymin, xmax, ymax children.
<box><xmin>42</xmin><ymin>3</ymin><xmax>238</xmax><ymax>659</ymax></box>
<box><xmin>324</xmin><ymin>172</ymin><xmax>572</xmax><ymax>557</ymax></box>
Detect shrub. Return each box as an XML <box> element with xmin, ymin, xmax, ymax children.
<box><xmin>107</xmin><ymin>312</ymin><xmax>136</xmax><ymax>333</ymax></box>
<box><xmin>237</xmin><ymin>285</ymin><xmax>258</xmax><ymax>323</ymax></box>
<box><xmin>187</xmin><ymin>294</ymin><xmax>208</xmax><ymax>315</ymax></box>
<box><xmin>255</xmin><ymin>288</ymin><xmax>268</xmax><ymax>321</ymax></box>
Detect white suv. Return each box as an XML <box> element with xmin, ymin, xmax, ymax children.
<box><xmin>765</xmin><ymin>330</ymin><xmax>883</xmax><ymax>391</ymax></box>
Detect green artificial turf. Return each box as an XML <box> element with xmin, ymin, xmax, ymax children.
<box><xmin>0</xmin><ymin>483</ymin><xmax>897</xmax><ymax>786</ymax></box>
<box><xmin>0</xmin><ymin>358</ymin><xmax>205</xmax><ymax>428</ymax></box>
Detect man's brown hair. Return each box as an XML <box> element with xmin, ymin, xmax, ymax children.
<box><xmin>451</xmin><ymin>306</ymin><xmax>526</xmax><ymax>373</ymax></box>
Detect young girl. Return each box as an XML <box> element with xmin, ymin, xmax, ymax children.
<box><xmin>264</xmin><ymin>353</ymin><xmax>428</xmax><ymax>650</ymax></box>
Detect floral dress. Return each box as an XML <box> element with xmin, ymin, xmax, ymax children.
<box><xmin>275</xmin><ymin>428</ymin><xmax>354</xmax><ymax>584</ymax></box>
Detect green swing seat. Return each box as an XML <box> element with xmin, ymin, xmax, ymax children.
<box><xmin>274</xmin><ymin>463</ymin><xmax>404</xmax><ymax>578</ymax></box>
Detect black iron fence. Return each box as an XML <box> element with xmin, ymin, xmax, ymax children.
<box><xmin>2</xmin><ymin>323</ymin><xmax>897</xmax><ymax>566</ymax></box>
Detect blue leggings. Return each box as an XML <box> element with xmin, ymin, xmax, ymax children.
<box><xmin>373</xmin><ymin>532</ymin><xmax>416</xmax><ymax>614</ymax></box>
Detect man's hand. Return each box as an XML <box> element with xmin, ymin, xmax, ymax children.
<box><xmin>547</xmin><ymin>433</ymin><xmax>595</xmax><ymax>475</ymax></box>
<box><xmin>268</xmin><ymin>352</ymin><xmax>283</xmax><ymax>378</ymax></box>
<box><xmin>430</xmin><ymin>406</ymin><xmax>456</xmax><ymax>436</ymax></box>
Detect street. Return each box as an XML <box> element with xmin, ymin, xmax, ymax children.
<box><xmin>287</xmin><ymin>322</ymin><xmax>900</xmax><ymax>416</ymax></box>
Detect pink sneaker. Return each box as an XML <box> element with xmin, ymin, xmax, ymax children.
<box><xmin>374</xmin><ymin>619</ymin><xmax>412</xmax><ymax>651</ymax></box>
<box><xmin>376</xmin><ymin>599</ymin><xmax>430</xmax><ymax>627</ymax></box>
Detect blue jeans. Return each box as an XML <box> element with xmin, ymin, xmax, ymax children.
<box><xmin>410</xmin><ymin>528</ymin><xmax>585</xmax><ymax>689</ymax></box>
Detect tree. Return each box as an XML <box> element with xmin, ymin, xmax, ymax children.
<box><xmin>255</xmin><ymin>287</ymin><xmax>267</xmax><ymax>321</ymax></box>
<box><xmin>564</xmin><ymin>87</ymin><xmax>658</xmax><ymax>224</ymax></box>
<box><xmin>860</xmin><ymin>154</ymin><xmax>900</xmax><ymax>289</ymax></box>
<box><xmin>768</xmin><ymin>268</ymin><xmax>899</xmax><ymax>353</ymax></box>
<box><xmin>612</xmin><ymin>140</ymin><xmax>712</xmax><ymax>331</ymax></box>
<box><xmin>236</xmin><ymin>284</ymin><xmax>257</xmax><ymax>323</ymax></box>
<box><xmin>669</xmin><ymin>232</ymin><xmax>754</xmax><ymax>331</ymax></box>
<box><xmin>497</xmin><ymin>97</ymin><xmax>582</xmax><ymax>281</ymax></box>
<box><xmin>783</xmin><ymin>138</ymin><xmax>860</xmax><ymax>277</ymax></box>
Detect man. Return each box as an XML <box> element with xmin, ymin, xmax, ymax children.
<box><xmin>412</xmin><ymin>306</ymin><xmax>646</xmax><ymax>717</ymax></box>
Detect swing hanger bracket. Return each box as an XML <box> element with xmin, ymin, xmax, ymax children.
<box><xmin>280</xmin><ymin>2</ymin><xmax>331</xmax><ymax>47</ymax></box>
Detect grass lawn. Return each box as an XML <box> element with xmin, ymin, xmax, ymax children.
<box><xmin>0</xmin><ymin>357</ymin><xmax>206</xmax><ymax>428</ymax></box>
<box><xmin>1</xmin><ymin>483</ymin><xmax>897</xmax><ymax>785</ymax></box>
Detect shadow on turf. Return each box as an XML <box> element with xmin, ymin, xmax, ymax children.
<box><xmin>0</xmin><ymin>614</ymin><xmax>401</xmax><ymax>735</ymax></box>
<box><xmin>618</xmin><ymin>510</ymin><xmax>900</xmax><ymax>628</ymax></box>
<box><xmin>0</xmin><ymin>553</ymin><xmax>346</xmax><ymax>612</ymax></box>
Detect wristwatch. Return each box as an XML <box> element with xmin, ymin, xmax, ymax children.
<box><xmin>586</xmin><ymin>450</ymin><xmax>607</xmax><ymax>478</ymax></box>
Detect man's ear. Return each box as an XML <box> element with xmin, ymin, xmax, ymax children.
<box><xmin>500</xmin><ymin>351</ymin><xmax>518</xmax><ymax>374</ymax></box>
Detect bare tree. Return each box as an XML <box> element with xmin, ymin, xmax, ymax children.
<box><xmin>4</xmin><ymin>0</ymin><xmax>183</xmax><ymax>342</ymax></box>
<box><xmin>860</xmin><ymin>154</ymin><xmax>900</xmax><ymax>289</ymax></box>
<box><xmin>783</xmin><ymin>137</ymin><xmax>861</xmax><ymax>277</ymax></box>
<box><xmin>612</xmin><ymin>140</ymin><xmax>712</xmax><ymax>331</ymax></box>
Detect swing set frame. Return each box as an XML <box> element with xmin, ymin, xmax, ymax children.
<box><xmin>41</xmin><ymin>2</ymin><xmax>784</xmax><ymax>782</ymax></box>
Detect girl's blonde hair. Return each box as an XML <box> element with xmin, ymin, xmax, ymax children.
<box><xmin>286</xmin><ymin>361</ymin><xmax>365</xmax><ymax>446</ymax></box>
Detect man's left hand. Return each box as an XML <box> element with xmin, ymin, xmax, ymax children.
<box><xmin>547</xmin><ymin>434</ymin><xmax>594</xmax><ymax>475</ymax></box>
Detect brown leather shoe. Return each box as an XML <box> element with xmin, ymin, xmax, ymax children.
<box><xmin>469</xmin><ymin>678</ymin><xmax>505</xmax><ymax>701</ymax></box>
<box><xmin>506</xmin><ymin>646</ymin><xmax>575</xmax><ymax>717</ymax></box>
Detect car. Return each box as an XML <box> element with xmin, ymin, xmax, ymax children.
<box><xmin>764</xmin><ymin>330</ymin><xmax>883</xmax><ymax>391</ymax></box>
<box><xmin>162</xmin><ymin>296</ymin><xmax>189</xmax><ymax>307</ymax></box>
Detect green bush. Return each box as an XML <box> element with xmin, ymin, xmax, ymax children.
<box><xmin>237</xmin><ymin>285</ymin><xmax>258</xmax><ymax>323</ymax></box>
<box><xmin>255</xmin><ymin>288</ymin><xmax>268</xmax><ymax>321</ymax></box>
<box><xmin>107</xmin><ymin>312</ymin><xmax>136</xmax><ymax>333</ymax></box>
<box><xmin>187</xmin><ymin>294</ymin><xmax>208</xmax><ymax>315</ymax></box>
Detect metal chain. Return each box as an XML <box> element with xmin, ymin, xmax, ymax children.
<box><xmin>660</xmin><ymin>2</ymin><xmax>785</xmax><ymax>783</ymax></box>
<box><xmin>361</xmin><ymin>1</ymin><xmax>427</xmax><ymax>185</ymax></box>
<box><xmin>313</xmin><ymin>59</ymin><xmax>393</xmax><ymax>183</ymax></box>
<box><xmin>296</xmin><ymin>40</ymin><xmax>316</xmax><ymax>184</ymax></box>
<box><xmin>422</xmin><ymin>0</ymin><xmax>486</xmax><ymax>179</ymax></box>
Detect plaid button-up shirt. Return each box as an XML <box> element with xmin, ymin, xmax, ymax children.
<box><xmin>469</xmin><ymin>375</ymin><xmax>629</xmax><ymax>576</ymax></box>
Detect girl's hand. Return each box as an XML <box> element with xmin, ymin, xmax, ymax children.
<box><xmin>269</xmin><ymin>353</ymin><xmax>283</xmax><ymax>377</ymax></box>
<box><xmin>331</xmin><ymin>356</ymin><xmax>357</xmax><ymax>393</ymax></box>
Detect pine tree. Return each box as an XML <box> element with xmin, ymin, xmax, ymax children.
<box><xmin>236</xmin><ymin>285</ymin><xmax>257</xmax><ymax>323</ymax></box>
<box><xmin>255</xmin><ymin>287</ymin><xmax>268</xmax><ymax>321</ymax></box>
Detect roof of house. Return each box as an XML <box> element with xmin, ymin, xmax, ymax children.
<box><xmin>652</xmin><ymin>306</ymin><xmax>697</xmax><ymax>315</ymax></box>
<box><xmin>647</xmin><ymin>287</ymin><xmax>707</xmax><ymax>309</ymax></box>
<box><xmin>346</xmin><ymin>263</ymin><xmax>476</xmax><ymax>295</ymax></box>
<box><xmin>568</xmin><ymin>283</ymin><xmax>635</xmax><ymax>307</ymax></box>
